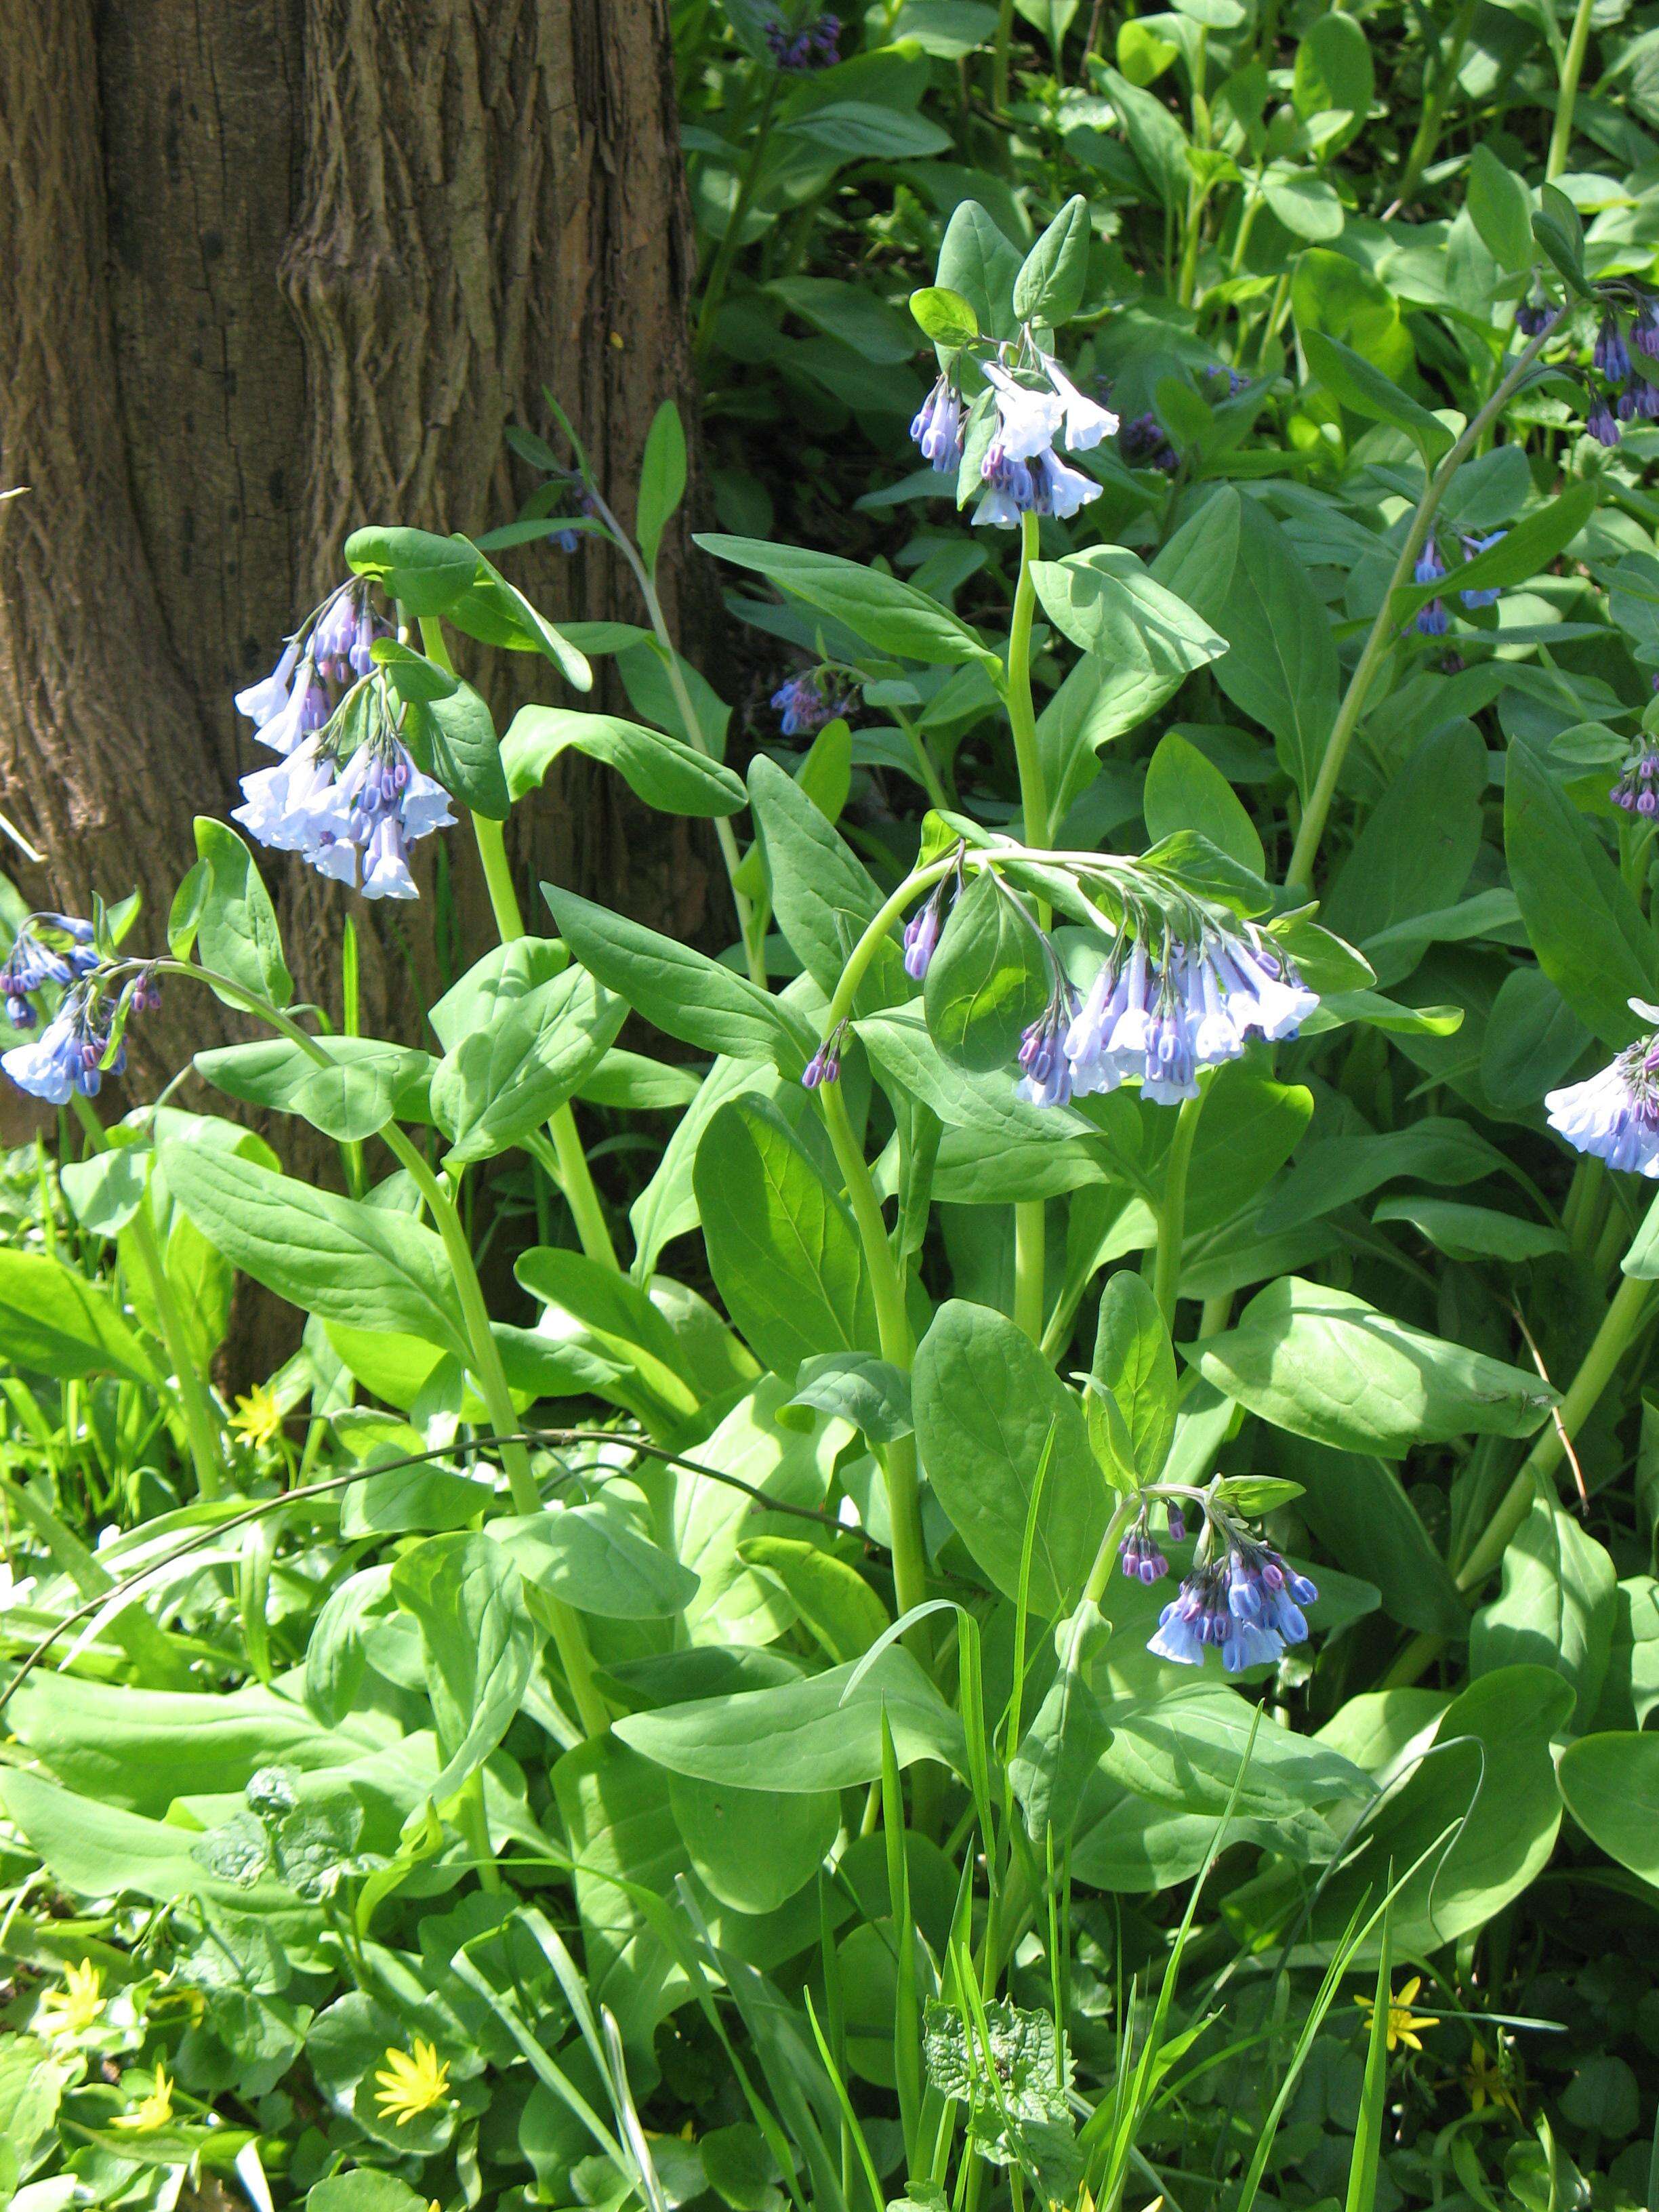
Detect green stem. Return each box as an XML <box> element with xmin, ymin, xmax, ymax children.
<box><xmin>1083</xmin><ymin>1496</ymin><xmax>1144</xmax><ymax>1607</ymax></box>
<box><xmin>1547</xmin><ymin>0</ymin><xmax>1597</xmax><ymax>181</ymax></box>
<box><xmin>1006</xmin><ymin>513</ymin><xmax>1050</xmax><ymax>849</ymax></box>
<box><xmin>70</xmin><ymin>1097</ymin><xmax>225</xmax><ymax>1500</ymax></box>
<box><xmin>694</xmin><ymin>75</ymin><xmax>781</xmax><ymax>365</ymax></box>
<box><xmin>1153</xmin><ymin>1087</ymin><xmax>1207</xmax><ymax>1326</ymax></box>
<box><xmin>1013</xmin><ymin>1202</ymin><xmax>1046</xmax><ymax>1343</ymax></box>
<box><xmin>418</xmin><ymin>616</ymin><xmax>618</xmax><ymax>1271</ymax></box>
<box><xmin>580</xmin><ymin>490</ymin><xmax>764</xmax><ymax>985</ymax></box>
<box><xmin>458</xmin><ymin>1769</ymin><xmax>502</xmax><ymax>1893</ymax></box>
<box><xmin>1456</xmin><ymin>1266</ymin><xmax>1655</xmax><ymax>1595</ymax></box>
<box><xmin>819</xmin><ymin>859</ymin><xmax>958</xmax><ymax>1040</ymax></box>
<box><xmin>819</xmin><ymin>1082</ymin><xmax>930</xmax><ymax>1647</ymax></box>
<box><xmin>1394</xmin><ymin>0</ymin><xmax>1478</xmax><ymax>210</ymax></box>
<box><xmin>992</xmin><ymin>0</ymin><xmax>1016</xmax><ymax>108</ymax></box>
<box><xmin>381</xmin><ymin>1122</ymin><xmax>611</xmax><ymax>1737</ymax></box>
<box><xmin>893</xmin><ymin>708</ymin><xmax>953</xmax><ymax>813</ymax></box>
<box><xmin>1284</xmin><ymin>321</ymin><xmax>1558</xmax><ymax>892</ymax></box>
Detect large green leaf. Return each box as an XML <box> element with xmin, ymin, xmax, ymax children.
<box><xmin>431</xmin><ymin>966</ymin><xmax>626</xmax><ymax>1165</ymax></box>
<box><xmin>695</xmin><ymin>536</ymin><xmax>1000</xmax><ymax>672</ymax></box>
<box><xmin>546</xmin><ymin>886</ymin><xmax>815</xmax><ymax>1073</ymax></box>
<box><xmin>924</xmin><ymin>869</ymin><xmax>1050</xmax><ymax>1073</ymax></box>
<box><xmin>0</xmin><ymin>1248</ymin><xmax>159</xmax><ymax>1385</ymax></box>
<box><xmin>693</xmin><ymin>1094</ymin><xmax>877</xmax><ymax>1378</ymax></box>
<box><xmin>912</xmin><ymin>1298</ymin><xmax>1108</xmax><ymax>1612</ymax></box>
<box><xmin>1153</xmin><ymin>489</ymin><xmax>1338</xmax><ymax>796</ymax></box>
<box><xmin>1557</xmin><ymin>1732</ymin><xmax>1659</xmax><ymax>1887</ymax></box>
<box><xmin>748</xmin><ymin>754</ymin><xmax>903</xmax><ymax>1007</ymax></box>
<box><xmin>1272</xmin><ymin>1435</ymin><xmax>1469</xmax><ymax>1640</ymax></box>
<box><xmin>187</xmin><ymin>819</ymin><xmax>293</xmax><ymax>1010</ymax></box>
<box><xmin>615</xmin><ymin>1648</ymin><xmax>964</xmax><ymax>1790</ymax></box>
<box><xmin>1191</xmin><ymin>1277</ymin><xmax>1556</xmax><ymax>1457</ymax></box>
<box><xmin>1322</xmin><ymin>722</ymin><xmax>1486</xmax><ymax>959</ymax></box>
<box><xmin>1471</xmin><ymin>1494</ymin><xmax>1617</xmax><ymax>1731</ymax></box>
<box><xmin>1504</xmin><ymin>737</ymin><xmax>1656</xmax><ymax>1049</ymax></box>
<box><xmin>502</xmin><ymin>707</ymin><xmax>745</xmax><ymax>816</ymax></box>
<box><xmin>194</xmin><ymin>1036</ymin><xmax>434</xmax><ymax>1142</ymax></box>
<box><xmin>390</xmin><ymin>1534</ymin><xmax>539</xmax><ymax>1801</ymax></box>
<box><xmin>161</xmin><ymin>1140</ymin><xmax>468</xmax><ymax>1355</ymax></box>
<box><xmin>491</xmin><ymin>1504</ymin><xmax>701</xmax><ymax>1622</ymax></box>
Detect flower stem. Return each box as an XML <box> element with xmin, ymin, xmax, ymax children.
<box><xmin>381</xmin><ymin>1121</ymin><xmax>611</xmax><ymax>1736</ymax></box>
<box><xmin>1548</xmin><ymin>0</ymin><xmax>1597</xmax><ymax>181</ymax></box>
<box><xmin>693</xmin><ymin>74</ymin><xmax>781</xmax><ymax>365</ymax></box>
<box><xmin>1006</xmin><ymin>513</ymin><xmax>1050</xmax><ymax>851</ymax></box>
<box><xmin>1393</xmin><ymin>0</ymin><xmax>1478</xmax><ymax>210</ymax></box>
<box><xmin>416</xmin><ymin>615</ymin><xmax>618</xmax><ymax>1270</ymax></box>
<box><xmin>1013</xmin><ymin>1202</ymin><xmax>1046</xmax><ymax>1343</ymax></box>
<box><xmin>817</xmin><ymin>1081</ymin><xmax>930</xmax><ymax>1648</ymax></box>
<box><xmin>1284</xmin><ymin>323</ymin><xmax>1557</xmax><ymax>892</ymax></box>
<box><xmin>1153</xmin><ymin>1084</ymin><xmax>1208</xmax><ymax>1326</ymax></box>
<box><xmin>1082</xmin><ymin>1495</ymin><xmax>1143</xmax><ymax>1607</ymax></box>
<box><xmin>70</xmin><ymin>1096</ymin><xmax>226</xmax><ymax>1500</ymax></box>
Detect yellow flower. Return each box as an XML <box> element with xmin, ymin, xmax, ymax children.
<box><xmin>1355</xmin><ymin>1975</ymin><xmax>1439</xmax><ymax>2054</ymax></box>
<box><xmin>1465</xmin><ymin>2039</ymin><xmax>1521</xmax><ymax>2120</ymax></box>
<box><xmin>373</xmin><ymin>2038</ymin><xmax>451</xmax><ymax>2126</ymax></box>
<box><xmin>230</xmin><ymin>1383</ymin><xmax>283</xmax><ymax>1448</ymax></box>
<box><xmin>112</xmin><ymin>2066</ymin><xmax>175</xmax><ymax>2132</ymax></box>
<box><xmin>39</xmin><ymin>1957</ymin><xmax>105</xmax><ymax>2039</ymax></box>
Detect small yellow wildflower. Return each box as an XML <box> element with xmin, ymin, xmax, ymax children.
<box><xmin>112</xmin><ymin>2066</ymin><xmax>175</xmax><ymax>2132</ymax></box>
<box><xmin>1355</xmin><ymin>1974</ymin><xmax>1440</xmax><ymax>2053</ymax></box>
<box><xmin>39</xmin><ymin>1957</ymin><xmax>105</xmax><ymax>2039</ymax></box>
<box><xmin>1465</xmin><ymin>2039</ymin><xmax>1521</xmax><ymax>2120</ymax></box>
<box><xmin>229</xmin><ymin>1383</ymin><xmax>283</xmax><ymax>1448</ymax></box>
<box><xmin>373</xmin><ymin>2038</ymin><xmax>451</xmax><ymax>2126</ymax></box>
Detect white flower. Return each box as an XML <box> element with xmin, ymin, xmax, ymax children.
<box><xmin>1044</xmin><ymin>359</ymin><xmax>1120</xmax><ymax>450</ymax></box>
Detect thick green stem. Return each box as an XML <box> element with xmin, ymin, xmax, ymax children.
<box><xmin>1013</xmin><ymin>1202</ymin><xmax>1046</xmax><ymax>1343</ymax></box>
<box><xmin>417</xmin><ymin>616</ymin><xmax>617</xmax><ymax>1270</ymax></box>
<box><xmin>819</xmin><ymin>1082</ymin><xmax>930</xmax><ymax>1645</ymax></box>
<box><xmin>1456</xmin><ymin>1266</ymin><xmax>1655</xmax><ymax>1593</ymax></box>
<box><xmin>1083</xmin><ymin>1496</ymin><xmax>1144</xmax><ymax>1607</ymax></box>
<box><xmin>1153</xmin><ymin>1087</ymin><xmax>1207</xmax><ymax>1326</ymax></box>
<box><xmin>1284</xmin><ymin>323</ymin><xmax>1557</xmax><ymax>891</ymax></box>
<box><xmin>382</xmin><ymin>1122</ymin><xmax>611</xmax><ymax>1737</ymax></box>
<box><xmin>992</xmin><ymin>0</ymin><xmax>1016</xmax><ymax>107</ymax></box>
<box><xmin>1547</xmin><ymin>0</ymin><xmax>1597</xmax><ymax>181</ymax></box>
<box><xmin>457</xmin><ymin>1769</ymin><xmax>502</xmax><ymax>1892</ymax></box>
<box><xmin>70</xmin><ymin>1097</ymin><xmax>225</xmax><ymax>1500</ymax></box>
<box><xmin>1006</xmin><ymin>513</ymin><xmax>1050</xmax><ymax>850</ymax></box>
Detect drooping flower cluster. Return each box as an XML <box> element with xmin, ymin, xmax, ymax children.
<box><xmin>762</xmin><ymin>7</ymin><xmax>840</xmax><ymax>66</ymax></box>
<box><xmin>1612</xmin><ymin>747</ymin><xmax>1659</xmax><ymax>817</ymax></box>
<box><xmin>0</xmin><ymin>914</ymin><xmax>98</xmax><ymax>1031</ymax></box>
<box><xmin>802</xmin><ymin>1020</ymin><xmax>847</xmax><ymax>1090</ymax></box>
<box><xmin>1412</xmin><ymin>531</ymin><xmax>1507</xmax><ymax>636</ymax></box>
<box><xmin>1581</xmin><ymin>295</ymin><xmax>1659</xmax><ymax>447</ymax></box>
<box><xmin>2</xmin><ymin>987</ymin><xmax>125</xmax><ymax>1105</ymax></box>
<box><xmin>1118</xmin><ymin>1515</ymin><xmax>1169</xmax><ymax>1586</ymax></box>
<box><xmin>1018</xmin><ymin>924</ymin><xmax>1319</xmax><ymax>1111</ymax></box>
<box><xmin>235</xmin><ymin>582</ymin><xmax>454</xmax><ymax>901</ymax></box>
<box><xmin>1147</xmin><ymin>1532</ymin><xmax>1318</xmax><ymax>1675</ymax></box>
<box><xmin>771</xmin><ymin>668</ymin><xmax>855</xmax><ymax>737</ymax></box>
<box><xmin>1546</xmin><ymin>1000</ymin><xmax>1659</xmax><ymax>1176</ymax></box>
<box><xmin>907</xmin><ymin>343</ymin><xmax>1116</xmax><ymax>526</ymax></box>
<box><xmin>902</xmin><ymin>876</ymin><xmax>953</xmax><ymax>980</ymax></box>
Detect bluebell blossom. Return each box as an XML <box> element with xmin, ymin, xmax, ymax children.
<box><xmin>1622</xmin><ymin>377</ymin><xmax>1659</xmax><ymax>423</ymax></box>
<box><xmin>0</xmin><ymin>915</ymin><xmax>98</xmax><ymax>1031</ymax></box>
<box><xmin>1414</xmin><ymin>540</ymin><xmax>1449</xmax><ymax>636</ymax></box>
<box><xmin>1054</xmin><ymin>925</ymin><xmax>1316</xmax><ymax>1110</ymax></box>
<box><xmin>1119</xmin><ymin>1520</ymin><xmax>1168</xmax><ymax>1586</ymax></box>
<box><xmin>233</xmin><ymin>737</ymin><xmax>346</xmax><ymax>857</ymax></box>
<box><xmin>1635</xmin><ymin>299</ymin><xmax>1659</xmax><ymax>359</ymax></box>
<box><xmin>801</xmin><ymin>1021</ymin><xmax>848</xmax><ymax>1090</ymax></box>
<box><xmin>312</xmin><ymin>582</ymin><xmax>391</xmax><ymax>683</ymax></box>
<box><xmin>1016</xmin><ymin>984</ymin><xmax>1078</xmax><ymax>1109</ymax></box>
<box><xmin>3</xmin><ymin>990</ymin><xmax>123</xmax><ymax>1105</ymax></box>
<box><xmin>903</xmin><ymin>885</ymin><xmax>947</xmax><ymax>981</ymax></box>
<box><xmin>246</xmin><ymin>655</ymin><xmax>331</xmax><ymax>757</ymax></box>
<box><xmin>1031</xmin><ymin>448</ymin><xmax>1101</xmax><ymax>520</ymax></box>
<box><xmin>1119</xmin><ymin>411</ymin><xmax>1177</xmax><ymax>473</ymax></box>
<box><xmin>983</xmin><ymin>363</ymin><xmax>1066</xmax><ymax>464</ymax></box>
<box><xmin>1149</xmin><ymin>1538</ymin><xmax>1315</xmax><ymax>1674</ymax></box>
<box><xmin>910</xmin><ymin>377</ymin><xmax>966</xmax><ymax>475</ymax></box>
<box><xmin>312</xmin><ymin>739</ymin><xmax>455</xmax><ymax>902</ymax></box>
<box><xmin>972</xmin><ymin>450</ymin><xmax>1036</xmax><ymax>529</ymax></box>
<box><xmin>1515</xmin><ymin>297</ymin><xmax>1557</xmax><ymax>338</ymax></box>
<box><xmin>1587</xmin><ymin>394</ymin><xmax>1621</xmax><ymax>447</ymax></box>
<box><xmin>1595</xmin><ymin>314</ymin><xmax>1631</xmax><ymax>388</ymax></box>
<box><xmin>1041</xmin><ymin>359</ymin><xmax>1119</xmax><ymax>451</ymax></box>
<box><xmin>1458</xmin><ymin>532</ymin><xmax>1504</xmax><ymax>607</ymax></box>
<box><xmin>1547</xmin><ymin>1008</ymin><xmax>1659</xmax><ymax>1174</ymax></box>
<box><xmin>771</xmin><ymin>669</ymin><xmax>853</xmax><ymax>737</ymax></box>
<box><xmin>1612</xmin><ymin>749</ymin><xmax>1659</xmax><ymax>817</ymax></box>
<box><xmin>764</xmin><ymin>7</ymin><xmax>840</xmax><ymax>66</ymax></box>
<box><xmin>234</xmin><ymin>635</ymin><xmax>304</xmax><ymax>729</ymax></box>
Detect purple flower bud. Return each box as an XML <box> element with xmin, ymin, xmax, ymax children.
<box><xmin>1588</xmin><ymin>394</ymin><xmax>1622</xmax><ymax>447</ymax></box>
<box><xmin>1596</xmin><ymin>314</ymin><xmax>1631</xmax><ymax>387</ymax></box>
<box><xmin>903</xmin><ymin>898</ymin><xmax>943</xmax><ymax>982</ymax></box>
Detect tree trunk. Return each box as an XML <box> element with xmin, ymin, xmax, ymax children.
<box><xmin>0</xmin><ymin>0</ymin><xmax>709</xmax><ymax>1085</ymax></box>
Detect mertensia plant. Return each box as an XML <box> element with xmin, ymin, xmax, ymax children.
<box><xmin>12</xmin><ymin>73</ymin><xmax>1659</xmax><ymax>2212</ymax></box>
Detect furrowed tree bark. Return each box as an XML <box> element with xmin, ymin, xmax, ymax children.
<box><xmin>0</xmin><ymin>0</ymin><xmax>709</xmax><ymax>1084</ymax></box>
